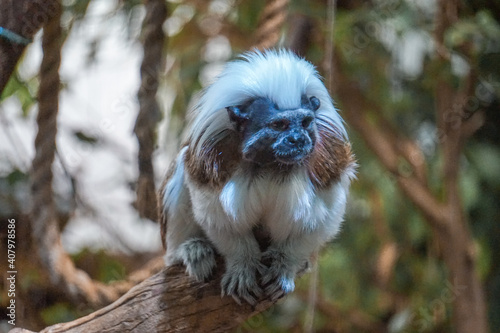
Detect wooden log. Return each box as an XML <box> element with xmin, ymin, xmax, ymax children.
<box><xmin>10</xmin><ymin>263</ymin><xmax>276</xmax><ymax>333</ymax></box>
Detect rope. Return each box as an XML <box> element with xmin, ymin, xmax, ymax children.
<box><xmin>31</xmin><ymin>4</ymin><xmax>62</xmax><ymax>244</ymax></box>
<box><xmin>134</xmin><ymin>0</ymin><xmax>167</xmax><ymax>222</ymax></box>
<box><xmin>0</xmin><ymin>27</ymin><xmax>32</xmax><ymax>45</ymax></box>
<box><xmin>253</xmin><ymin>0</ymin><xmax>290</xmax><ymax>50</ymax></box>
<box><xmin>30</xmin><ymin>3</ymin><xmax>119</xmax><ymax>306</ymax></box>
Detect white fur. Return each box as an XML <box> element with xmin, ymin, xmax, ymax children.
<box><xmin>163</xmin><ymin>147</ymin><xmax>203</xmax><ymax>265</ymax></box>
<box><xmin>186</xmin><ymin>166</ymin><xmax>353</xmax><ymax>245</ymax></box>
<box><xmin>190</xmin><ymin>49</ymin><xmax>347</xmax><ymax>155</ymax></box>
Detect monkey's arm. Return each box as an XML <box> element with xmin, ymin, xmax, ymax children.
<box><xmin>161</xmin><ymin>147</ymin><xmax>216</xmax><ymax>281</ymax></box>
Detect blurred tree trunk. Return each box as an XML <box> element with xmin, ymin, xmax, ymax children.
<box><xmin>431</xmin><ymin>1</ymin><xmax>488</xmax><ymax>331</ymax></box>
<box><xmin>134</xmin><ymin>0</ymin><xmax>167</xmax><ymax>222</ymax></box>
<box><xmin>334</xmin><ymin>66</ymin><xmax>488</xmax><ymax>333</ymax></box>
<box><xmin>0</xmin><ymin>0</ymin><xmax>60</xmax><ymax>94</ymax></box>
<box><xmin>328</xmin><ymin>0</ymin><xmax>489</xmax><ymax>330</ymax></box>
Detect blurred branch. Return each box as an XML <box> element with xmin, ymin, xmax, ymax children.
<box><xmin>0</xmin><ymin>0</ymin><xmax>60</xmax><ymax>94</ymax></box>
<box><xmin>332</xmin><ymin>54</ymin><xmax>488</xmax><ymax>333</ymax></box>
<box><xmin>323</xmin><ymin>0</ymin><xmax>336</xmax><ymax>93</ymax></box>
<box><xmin>106</xmin><ymin>256</ymin><xmax>164</xmax><ymax>293</ymax></box>
<box><xmin>376</xmin><ymin>116</ymin><xmax>428</xmax><ymax>185</ymax></box>
<box><xmin>461</xmin><ymin>110</ymin><xmax>485</xmax><ymax>139</ymax></box>
<box><xmin>327</xmin><ymin>1</ymin><xmax>489</xmax><ymax>332</ymax></box>
<box><xmin>431</xmin><ymin>1</ymin><xmax>488</xmax><ymax>332</ymax></box>
<box><xmin>134</xmin><ymin>0</ymin><xmax>168</xmax><ymax>222</ymax></box>
<box><xmin>285</xmin><ymin>14</ymin><xmax>314</xmax><ymax>57</ymax></box>
<box><xmin>303</xmin><ymin>255</ymin><xmax>318</xmax><ymax>333</ymax></box>
<box><xmin>370</xmin><ymin>190</ymin><xmax>399</xmax><ymax>287</ymax></box>
<box><xmin>332</xmin><ymin>58</ymin><xmax>447</xmax><ymax>227</ymax></box>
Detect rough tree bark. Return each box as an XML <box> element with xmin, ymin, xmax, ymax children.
<box><xmin>9</xmin><ymin>263</ymin><xmax>277</xmax><ymax>333</ymax></box>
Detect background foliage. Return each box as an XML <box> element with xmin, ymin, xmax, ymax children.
<box><xmin>1</xmin><ymin>0</ymin><xmax>499</xmax><ymax>332</ymax></box>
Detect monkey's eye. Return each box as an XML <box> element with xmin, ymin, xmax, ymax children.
<box><xmin>270</xmin><ymin>119</ymin><xmax>289</xmax><ymax>131</ymax></box>
<box><xmin>302</xmin><ymin>116</ymin><xmax>314</xmax><ymax>128</ymax></box>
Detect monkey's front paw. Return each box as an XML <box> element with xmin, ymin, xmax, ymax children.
<box><xmin>262</xmin><ymin>249</ymin><xmax>297</xmax><ymax>300</ymax></box>
<box><xmin>179</xmin><ymin>237</ymin><xmax>216</xmax><ymax>282</ymax></box>
<box><xmin>221</xmin><ymin>260</ymin><xmax>265</xmax><ymax>305</ymax></box>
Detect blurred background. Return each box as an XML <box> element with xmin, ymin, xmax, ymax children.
<box><xmin>1</xmin><ymin>0</ymin><xmax>499</xmax><ymax>332</ymax></box>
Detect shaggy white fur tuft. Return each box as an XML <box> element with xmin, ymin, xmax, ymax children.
<box><xmin>190</xmin><ymin>49</ymin><xmax>346</xmax><ymax>154</ymax></box>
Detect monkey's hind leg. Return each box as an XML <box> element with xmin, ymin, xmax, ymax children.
<box><xmin>178</xmin><ymin>237</ymin><xmax>217</xmax><ymax>282</ymax></box>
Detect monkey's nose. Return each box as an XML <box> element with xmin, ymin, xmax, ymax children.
<box><xmin>285</xmin><ymin>132</ymin><xmax>306</xmax><ymax>147</ymax></box>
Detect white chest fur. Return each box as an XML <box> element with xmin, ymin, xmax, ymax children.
<box><xmin>187</xmin><ymin>168</ymin><xmax>349</xmax><ymax>243</ymax></box>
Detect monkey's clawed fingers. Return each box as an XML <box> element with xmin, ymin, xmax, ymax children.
<box><xmin>263</xmin><ymin>276</ymin><xmax>295</xmax><ymax>301</ymax></box>
<box><xmin>179</xmin><ymin>238</ymin><xmax>217</xmax><ymax>282</ymax></box>
<box><xmin>261</xmin><ymin>249</ymin><xmax>297</xmax><ymax>300</ymax></box>
<box><xmin>221</xmin><ymin>260</ymin><xmax>265</xmax><ymax>306</ymax></box>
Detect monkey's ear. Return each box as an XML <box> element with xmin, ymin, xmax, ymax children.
<box><xmin>309</xmin><ymin>96</ymin><xmax>320</xmax><ymax>111</ymax></box>
<box><xmin>227</xmin><ymin>106</ymin><xmax>250</xmax><ymax>129</ymax></box>
<box><xmin>301</xmin><ymin>95</ymin><xmax>321</xmax><ymax>112</ymax></box>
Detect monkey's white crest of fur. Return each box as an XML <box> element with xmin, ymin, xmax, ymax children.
<box><xmin>190</xmin><ymin>49</ymin><xmax>346</xmax><ymax>155</ymax></box>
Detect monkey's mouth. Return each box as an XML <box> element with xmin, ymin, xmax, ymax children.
<box><xmin>274</xmin><ymin>147</ymin><xmax>312</xmax><ymax>164</ymax></box>
<box><xmin>242</xmin><ymin>143</ymin><xmax>314</xmax><ymax>166</ymax></box>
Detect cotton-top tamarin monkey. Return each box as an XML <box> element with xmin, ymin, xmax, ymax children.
<box><xmin>160</xmin><ymin>49</ymin><xmax>356</xmax><ymax>305</ymax></box>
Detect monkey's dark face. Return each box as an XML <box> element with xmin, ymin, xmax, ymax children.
<box><xmin>227</xmin><ymin>96</ymin><xmax>320</xmax><ymax>165</ymax></box>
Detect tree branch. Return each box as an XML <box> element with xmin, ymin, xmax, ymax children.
<box><xmin>431</xmin><ymin>1</ymin><xmax>488</xmax><ymax>332</ymax></box>
<box><xmin>10</xmin><ymin>263</ymin><xmax>277</xmax><ymax>333</ymax></box>
<box><xmin>285</xmin><ymin>14</ymin><xmax>314</xmax><ymax>57</ymax></box>
<box><xmin>134</xmin><ymin>0</ymin><xmax>167</xmax><ymax>221</ymax></box>
<box><xmin>331</xmin><ymin>59</ymin><xmax>448</xmax><ymax>227</ymax></box>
